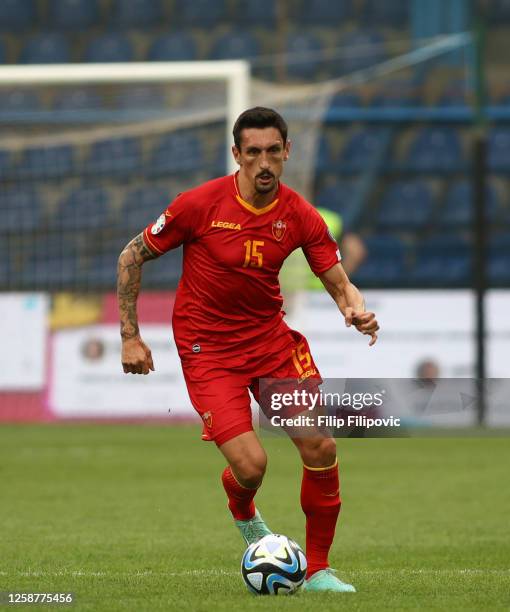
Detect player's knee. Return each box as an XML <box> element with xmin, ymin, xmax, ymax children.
<box><xmin>233</xmin><ymin>451</ymin><xmax>267</xmax><ymax>488</ymax></box>
<box><xmin>300</xmin><ymin>436</ymin><xmax>337</xmax><ymax>468</ymax></box>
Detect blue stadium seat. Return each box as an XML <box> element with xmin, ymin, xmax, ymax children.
<box><xmin>49</xmin><ymin>0</ymin><xmax>99</xmax><ymax>30</ymax></box>
<box><xmin>315</xmin><ymin>135</ymin><xmax>337</xmax><ymax>174</ymax></box>
<box><xmin>236</xmin><ymin>0</ymin><xmax>277</xmax><ymax>27</ymax></box>
<box><xmin>148</xmin><ymin>132</ymin><xmax>204</xmax><ymax>176</ymax></box>
<box><xmin>1</xmin><ymin>186</ymin><xmax>42</xmax><ymax>232</ymax></box>
<box><xmin>489</xmin><ymin>233</ymin><xmax>510</xmax><ymax>285</ymax></box>
<box><xmin>148</xmin><ymin>33</ymin><xmax>198</xmax><ymax>61</ymax></box>
<box><xmin>315</xmin><ymin>182</ymin><xmax>356</xmax><ymax>217</ymax></box>
<box><xmin>361</xmin><ymin>0</ymin><xmax>409</xmax><ymax>26</ymax></box>
<box><xmin>488</xmin><ymin>128</ymin><xmax>510</xmax><ymax>172</ymax></box>
<box><xmin>338</xmin><ymin>129</ymin><xmax>387</xmax><ymax>173</ymax></box>
<box><xmin>0</xmin><ymin>89</ymin><xmax>41</xmax><ymax>112</ymax></box>
<box><xmin>17</xmin><ymin>144</ymin><xmax>75</xmax><ymax>180</ymax></box>
<box><xmin>209</xmin><ymin>31</ymin><xmax>261</xmax><ymax>60</ymax></box>
<box><xmin>488</xmin><ymin>0</ymin><xmax>510</xmax><ymax>23</ymax></box>
<box><xmin>55</xmin><ymin>186</ymin><xmax>111</xmax><ymax>230</ymax></box>
<box><xmin>0</xmin><ymin>149</ymin><xmax>11</xmax><ymax>178</ymax></box>
<box><xmin>406</xmin><ymin>128</ymin><xmax>464</xmax><ymax>173</ymax></box>
<box><xmin>436</xmin><ymin>81</ymin><xmax>469</xmax><ymax>107</ymax></box>
<box><xmin>441</xmin><ymin>180</ymin><xmax>499</xmax><ymax>227</ymax></box>
<box><xmin>284</xmin><ymin>32</ymin><xmax>324</xmax><ymax>80</ymax></box>
<box><xmin>52</xmin><ymin>87</ymin><xmax>103</xmax><ymax>111</ymax></box>
<box><xmin>0</xmin><ymin>0</ymin><xmax>36</xmax><ymax>30</ymax></box>
<box><xmin>329</xmin><ymin>92</ymin><xmax>363</xmax><ymax>109</ymax></box>
<box><xmin>172</xmin><ymin>0</ymin><xmax>228</xmax><ymax>27</ymax></box>
<box><xmin>86</xmin><ymin>252</ymin><xmax>120</xmax><ymax>289</ymax></box>
<box><xmin>20</xmin><ymin>33</ymin><xmax>71</xmax><ymax>64</ymax></box>
<box><xmin>115</xmin><ymin>86</ymin><xmax>166</xmax><ymax>110</ymax></box>
<box><xmin>121</xmin><ymin>185</ymin><xmax>170</xmax><ymax>230</ymax></box>
<box><xmin>84</xmin><ymin>33</ymin><xmax>134</xmax><ymax>63</ymax></box>
<box><xmin>110</xmin><ymin>0</ymin><xmax>164</xmax><ymax>28</ymax></box>
<box><xmin>340</xmin><ymin>30</ymin><xmax>386</xmax><ymax>74</ymax></box>
<box><xmin>352</xmin><ymin>234</ymin><xmax>407</xmax><ymax>286</ymax></box>
<box><xmin>143</xmin><ymin>250</ymin><xmax>183</xmax><ymax>287</ymax></box>
<box><xmin>294</xmin><ymin>0</ymin><xmax>351</xmax><ymax>25</ymax></box>
<box><xmin>410</xmin><ymin>235</ymin><xmax>471</xmax><ymax>286</ymax></box>
<box><xmin>0</xmin><ymin>245</ymin><xmax>12</xmax><ymax>287</ymax></box>
<box><xmin>378</xmin><ymin>180</ymin><xmax>434</xmax><ymax>230</ymax></box>
<box><xmin>20</xmin><ymin>241</ymin><xmax>80</xmax><ymax>289</ymax></box>
<box><xmin>0</xmin><ymin>38</ymin><xmax>6</xmax><ymax>64</ymax></box>
<box><xmin>85</xmin><ymin>137</ymin><xmax>142</xmax><ymax>176</ymax></box>
<box><xmin>371</xmin><ymin>81</ymin><xmax>421</xmax><ymax>107</ymax></box>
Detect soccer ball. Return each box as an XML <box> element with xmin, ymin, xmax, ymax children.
<box><xmin>241</xmin><ymin>533</ymin><xmax>307</xmax><ymax>595</ymax></box>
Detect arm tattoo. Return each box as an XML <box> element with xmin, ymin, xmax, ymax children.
<box><xmin>117</xmin><ymin>233</ymin><xmax>158</xmax><ymax>340</ymax></box>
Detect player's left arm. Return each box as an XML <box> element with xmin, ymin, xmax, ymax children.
<box><xmin>318</xmin><ymin>262</ymin><xmax>379</xmax><ymax>346</ymax></box>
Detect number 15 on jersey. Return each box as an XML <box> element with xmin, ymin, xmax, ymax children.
<box><xmin>243</xmin><ymin>240</ymin><xmax>265</xmax><ymax>268</ymax></box>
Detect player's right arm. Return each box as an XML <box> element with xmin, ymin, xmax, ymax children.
<box><xmin>117</xmin><ymin>232</ymin><xmax>159</xmax><ymax>374</ymax></box>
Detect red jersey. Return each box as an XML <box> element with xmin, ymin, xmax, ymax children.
<box><xmin>143</xmin><ymin>174</ymin><xmax>340</xmax><ymax>362</ymax></box>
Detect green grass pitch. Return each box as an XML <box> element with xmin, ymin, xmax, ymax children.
<box><xmin>1</xmin><ymin>424</ymin><xmax>509</xmax><ymax>611</ymax></box>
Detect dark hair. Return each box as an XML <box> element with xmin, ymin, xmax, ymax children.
<box><xmin>233</xmin><ymin>107</ymin><xmax>288</xmax><ymax>150</ymax></box>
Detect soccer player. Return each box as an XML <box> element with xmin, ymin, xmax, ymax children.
<box><xmin>117</xmin><ymin>107</ymin><xmax>379</xmax><ymax>593</ymax></box>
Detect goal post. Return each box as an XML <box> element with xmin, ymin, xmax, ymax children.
<box><xmin>0</xmin><ymin>59</ymin><xmax>250</xmax><ymax>174</ymax></box>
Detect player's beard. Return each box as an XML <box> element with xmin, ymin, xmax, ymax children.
<box><xmin>255</xmin><ymin>172</ymin><xmax>276</xmax><ymax>194</ymax></box>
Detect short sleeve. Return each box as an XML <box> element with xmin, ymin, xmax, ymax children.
<box><xmin>300</xmin><ymin>204</ymin><xmax>341</xmax><ymax>275</ymax></box>
<box><xmin>142</xmin><ymin>192</ymin><xmax>196</xmax><ymax>255</ymax></box>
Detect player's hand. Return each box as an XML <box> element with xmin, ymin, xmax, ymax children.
<box><xmin>121</xmin><ymin>336</ymin><xmax>155</xmax><ymax>374</ymax></box>
<box><xmin>344</xmin><ymin>307</ymin><xmax>379</xmax><ymax>346</ymax></box>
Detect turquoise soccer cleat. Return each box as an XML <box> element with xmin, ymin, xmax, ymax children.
<box><xmin>234</xmin><ymin>508</ymin><xmax>272</xmax><ymax>545</ymax></box>
<box><xmin>302</xmin><ymin>568</ymin><xmax>356</xmax><ymax>593</ymax></box>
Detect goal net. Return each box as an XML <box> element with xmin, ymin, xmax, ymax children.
<box><xmin>0</xmin><ymin>33</ymin><xmax>474</xmax><ymax>295</ymax></box>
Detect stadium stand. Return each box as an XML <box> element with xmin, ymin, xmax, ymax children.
<box><xmin>209</xmin><ymin>31</ymin><xmax>261</xmax><ymax>61</ymax></box>
<box><xmin>85</xmin><ymin>137</ymin><xmax>142</xmax><ymax>177</ymax></box>
<box><xmin>409</xmin><ymin>235</ymin><xmax>471</xmax><ymax>286</ymax></box>
<box><xmin>17</xmin><ymin>144</ymin><xmax>75</xmax><ymax>180</ymax></box>
<box><xmin>339</xmin><ymin>129</ymin><xmax>389</xmax><ymax>174</ymax></box>
<box><xmin>20</xmin><ymin>33</ymin><xmax>71</xmax><ymax>64</ymax></box>
<box><xmin>315</xmin><ymin>182</ymin><xmax>358</xmax><ymax>218</ymax></box>
<box><xmin>0</xmin><ymin>0</ymin><xmax>37</xmax><ymax>31</ymax></box>
<box><xmin>148</xmin><ymin>132</ymin><xmax>204</xmax><ymax>177</ymax></box>
<box><xmin>0</xmin><ymin>1</ymin><xmax>507</xmax><ymax>292</ymax></box>
<box><xmin>52</xmin><ymin>87</ymin><xmax>103</xmax><ymax>111</ymax></box>
<box><xmin>110</xmin><ymin>0</ymin><xmax>164</xmax><ymax>29</ymax></box>
<box><xmin>440</xmin><ymin>180</ymin><xmax>499</xmax><ymax>227</ymax></box>
<box><xmin>0</xmin><ymin>89</ymin><xmax>41</xmax><ymax>112</ymax></box>
<box><xmin>352</xmin><ymin>235</ymin><xmax>407</xmax><ymax>286</ymax></box>
<box><xmin>293</xmin><ymin>0</ymin><xmax>351</xmax><ymax>26</ymax></box>
<box><xmin>49</xmin><ymin>0</ymin><xmax>100</xmax><ymax>31</ymax></box>
<box><xmin>405</xmin><ymin>127</ymin><xmax>464</xmax><ymax>173</ymax></box>
<box><xmin>284</xmin><ymin>31</ymin><xmax>325</xmax><ymax>80</ymax></box>
<box><xmin>377</xmin><ymin>180</ymin><xmax>434</xmax><ymax>230</ymax></box>
<box><xmin>172</xmin><ymin>0</ymin><xmax>228</xmax><ymax>27</ymax></box>
<box><xmin>236</xmin><ymin>0</ymin><xmax>278</xmax><ymax>27</ymax></box>
<box><xmin>1</xmin><ymin>186</ymin><xmax>42</xmax><ymax>232</ymax></box>
<box><xmin>488</xmin><ymin>128</ymin><xmax>510</xmax><ymax>171</ymax></box>
<box><xmin>148</xmin><ymin>32</ymin><xmax>198</xmax><ymax>61</ymax></box>
<box><xmin>83</xmin><ymin>32</ymin><xmax>134</xmax><ymax>63</ymax></box>
<box><xmin>120</xmin><ymin>185</ymin><xmax>171</xmax><ymax>231</ymax></box>
<box><xmin>53</xmin><ymin>185</ymin><xmax>111</xmax><ymax>231</ymax></box>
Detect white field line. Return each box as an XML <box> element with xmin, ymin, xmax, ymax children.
<box><xmin>0</xmin><ymin>569</ymin><xmax>508</xmax><ymax>578</ymax></box>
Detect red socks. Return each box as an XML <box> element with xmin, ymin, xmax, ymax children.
<box><xmin>300</xmin><ymin>460</ymin><xmax>341</xmax><ymax>578</ymax></box>
<box><xmin>221</xmin><ymin>466</ymin><xmax>257</xmax><ymax>521</ymax></box>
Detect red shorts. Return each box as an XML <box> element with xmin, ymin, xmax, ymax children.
<box><xmin>180</xmin><ymin>328</ymin><xmax>321</xmax><ymax>446</ymax></box>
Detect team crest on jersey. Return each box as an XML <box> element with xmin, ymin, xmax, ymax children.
<box><xmin>202</xmin><ymin>411</ymin><xmax>213</xmax><ymax>429</ymax></box>
<box><xmin>272</xmin><ymin>219</ymin><xmax>287</xmax><ymax>241</ymax></box>
<box><xmin>151</xmin><ymin>213</ymin><xmax>166</xmax><ymax>235</ymax></box>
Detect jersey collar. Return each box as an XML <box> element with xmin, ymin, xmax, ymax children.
<box><xmin>233</xmin><ymin>172</ymin><xmax>280</xmax><ymax>216</ymax></box>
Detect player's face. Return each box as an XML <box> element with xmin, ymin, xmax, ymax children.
<box><xmin>233</xmin><ymin>127</ymin><xmax>290</xmax><ymax>194</ymax></box>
